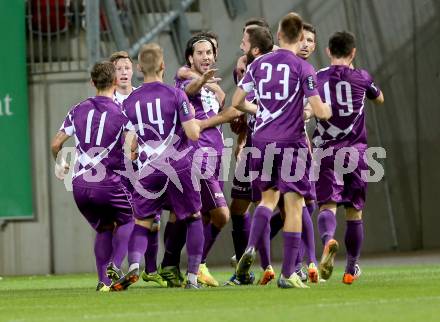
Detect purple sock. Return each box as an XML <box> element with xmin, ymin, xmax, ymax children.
<box><xmin>294</xmin><ymin>240</ymin><xmax>306</xmax><ymax>271</ymax></box>
<box><xmin>257</xmin><ymin>220</ymin><xmax>271</xmax><ymax>269</ymax></box>
<box><xmin>269</xmin><ymin>210</ymin><xmax>283</xmax><ymax>240</ymax></box>
<box><xmin>231</xmin><ymin>212</ymin><xmax>251</xmax><ymax>260</ymax></box>
<box><xmin>345</xmin><ymin>220</ymin><xmax>364</xmax><ymax>274</ymax></box>
<box><xmin>161</xmin><ymin>220</ymin><xmax>187</xmax><ymax>267</ymax></box>
<box><xmin>94</xmin><ymin>230</ymin><xmax>113</xmax><ymax>285</ymax></box>
<box><xmin>111</xmin><ymin>221</ymin><xmax>134</xmax><ymax>268</ymax></box>
<box><xmin>248</xmin><ymin>206</ymin><xmax>273</xmax><ymax>248</ymax></box>
<box><xmin>301</xmin><ymin>206</ymin><xmax>317</xmax><ymax>265</ymax></box>
<box><xmin>281</xmin><ymin>232</ymin><xmax>302</xmax><ymax>278</ymax></box>
<box><xmin>186</xmin><ymin>218</ymin><xmax>204</xmax><ymax>274</ymax></box>
<box><xmin>317</xmin><ymin>209</ymin><xmax>337</xmax><ymax>245</ymax></box>
<box><xmin>306</xmin><ymin>202</ymin><xmax>316</xmax><ymax>216</ymax></box>
<box><xmin>163</xmin><ymin>221</ymin><xmax>174</xmax><ymax>245</ymax></box>
<box><xmin>201</xmin><ymin>223</ymin><xmax>221</xmax><ymax>263</ymax></box>
<box><xmin>144</xmin><ymin>229</ymin><xmax>159</xmax><ymax>273</ymax></box>
<box><xmin>127</xmin><ymin>224</ymin><xmax>149</xmax><ymax>265</ymax></box>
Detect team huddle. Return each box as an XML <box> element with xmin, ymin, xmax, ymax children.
<box><xmin>51</xmin><ymin>12</ymin><xmax>384</xmax><ymax>291</ymax></box>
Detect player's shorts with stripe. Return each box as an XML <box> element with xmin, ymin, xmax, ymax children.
<box><xmin>73</xmin><ymin>184</ymin><xmax>134</xmax><ymax>232</ymax></box>
<box><xmin>250</xmin><ymin>139</ymin><xmax>312</xmax><ymax>197</ymax></box>
<box><xmin>315</xmin><ymin>146</ymin><xmax>367</xmax><ymax>210</ymax></box>
<box><xmin>194</xmin><ymin>153</ymin><xmax>227</xmax><ymax>213</ymax></box>
<box><xmin>132</xmin><ymin>169</ymin><xmax>202</xmax><ymax>220</ymax></box>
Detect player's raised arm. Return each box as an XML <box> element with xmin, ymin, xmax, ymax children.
<box><xmin>200</xmin><ymin>106</ymin><xmax>243</xmax><ymax>130</ymax></box>
<box><xmin>184</xmin><ymin>68</ymin><xmax>218</xmax><ymax>96</ymax></box>
<box><xmin>308</xmin><ymin>95</ymin><xmax>332</xmax><ymax>120</ymax></box>
<box><xmin>177</xmin><ymin>65</ymin><xmax>199</xmax><ymax>80</ymax></box>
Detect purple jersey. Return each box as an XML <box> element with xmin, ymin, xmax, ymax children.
<box><xmin>239</xmin><ymin>49</ymin><xmax>319</xmax><ymax>143</ymax></box>
<box><xmin>312</xmin><ymin>65</ymin><xmax>381</xmax><ymax>148</ymax></box>
<box><xmin>175</xmin><ymin>76</ymin><xmax>224</xmax><ymax>155</ymax></box>
<box><xmin>123</xmin><ymin>82</ymin><xmax>195</xmax><ymax>174</ymax></box>
<box><xmin>59</xmin><ymin>96</ymin><xmax>131</xmax><ymax>187</ymax></box>
<box><xmin>233</xmin><ymin>67</ymin><xmax>257</xmax><ymax>132</ymax></box>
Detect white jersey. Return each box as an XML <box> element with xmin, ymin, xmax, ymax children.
<box><xmin>113</xmin><ymin>87</ymin><xmax>137</xmax><ymax>107</ymax></box>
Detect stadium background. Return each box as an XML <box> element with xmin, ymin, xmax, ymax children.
<box><xmin>0</xmin><ymin>0</ymin><xmax>439</xmax><ymax>276</ymax></box>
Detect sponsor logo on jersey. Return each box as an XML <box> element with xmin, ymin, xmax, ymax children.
<box><xmin>307</xmin><ymin>75</ymin><xmax>315</xmax><ymax>90</ymax></box>
<box><xmin>214</xmin><ymin>192</ymin><xmax>224</xmax><ymax>199</ymax></box>
<box><xmin>182</xmin><ymin>101</ymin><xmax>189</xmax><ymax>115</ymax></box>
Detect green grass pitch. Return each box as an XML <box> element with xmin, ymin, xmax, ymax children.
<box><xmin>1</xmin><ymin>265</ymin><xmax>439</xmax><ymax>322</ymax></box>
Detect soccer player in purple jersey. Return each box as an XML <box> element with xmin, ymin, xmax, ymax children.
<box><xmin>199</xmin><ymin>25</ymin><xmax>276</xmax><ymax>285</ymax></box>
<box><xmin>51</xmin><ymin>61</ymin><xmax>135</xmax><ymax>292</ymax></box>
<box><xmin>267</xmin><ymin>22</ymin><xmax>320</xmax><ymax>283</ymax></box>
<box><xmin>169</xmin><ymin>35</ymin><xmax>229</xmax><ymax>287</ymax></box>
<box><xmin>109</xmin><ymin>50</ymin><xmax>164</xmax><ymax>287</ymax></box>
<box><xmin>158</xmin><ymin>33</ymin><xmax>224</xmax><ymax>288</ymax></box>
<box><xmin>233</xmin><ymin>12</ymin><xmax>331</xmax><ymax>288</ymax></box>
<box><xmin>312</xmin><ymin>31</ymin><xmax>384</xmax><ymax>284</ymax></box>
<box><xmin>110</xmin><ymin>43</ymin><xmax>204</xmax><ymax>290</ymax></box>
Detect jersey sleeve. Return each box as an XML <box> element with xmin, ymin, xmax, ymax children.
<box><xmin>238</xmin><ymin>64</ymin><xmax>255</xmax><ymax>93</ymax></box>
<box><xmin>361</xmin><ymin>70</ymin><xmax>381</xmax><ymax>100</ymax></box>
<box><xmin>59</xmin><ymin>107</ymin><xmax>75</xmax><ymax>136</ymax></box>
<box><xmin>175</xmin><ymin>76</ymin><xmax>192</xmax><ymax>92</ymax></box>
<box><xmin>301</xmin><ymin>62</ymin><xmax>319</xmax><ymax>98</ymax></box>
<box><xmin>176</xmin><ymin>89</ymin><xmax>195</xmax><ymax>123</ymax></box>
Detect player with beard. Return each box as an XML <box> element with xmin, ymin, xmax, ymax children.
<box><xmin>233</xmin><ymin>12</ymin><xmax>331</xmax><ymax>289</ymax></box>
<box><xmin>160</xmin><ymin>36</ymin><xmax>227</xmax><ymax>287</ymax></box>
<box><xmin>158</xmin><ymin>33</ymin><xmax>224</xmax><ymax>288</ymax></box>
<box><xmin>199</xmin><ymin>25</ymin><xmax>276</xmax><ymax>285</ymax></box>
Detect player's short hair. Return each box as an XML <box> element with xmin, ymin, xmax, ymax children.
<box><xmin>303</xmin><ymin>22</ymin><xmax>316</xmax><ymax>36</ymax></box>
<box><xmin>328</xmin><ymin>31</ymin><xmax>356</xmax><ymax>58</ymax></box>
<box><xmin>243</xmin><ymin>17</ymin><xmax>270</xmax><ymax>31</ymax></box>
<box><xmin>279</xmin><ymin>12</ymin><xmax>303</xmax><ymax>44</ymax></box>
<box><xmin>138</xmin><ymin>43</ymin><xmax>163</xmax><ymax>75</ymax></box>
<box><xmin>184</xmin><ymin>35</ymin><xmax>217</xmax><ymax>66</ymax></box>
<box><xmin>91</xmin><ymin>61</ymin><xmax>115</xmax><ymax>90</ymax></box>
<box><xmin>109</xmin><ymin>51</ymin><xmax>133</xmax><ymax>64</ymax></box>
<box><xmin>195</xmin><ymin>31</ymin><xmax>219</xmax><ymax>48</ymax></box>
<box><xmin>246</xmin><ymin>26</ymin><xmax>274</xmax><ymax>54</ymax></box>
